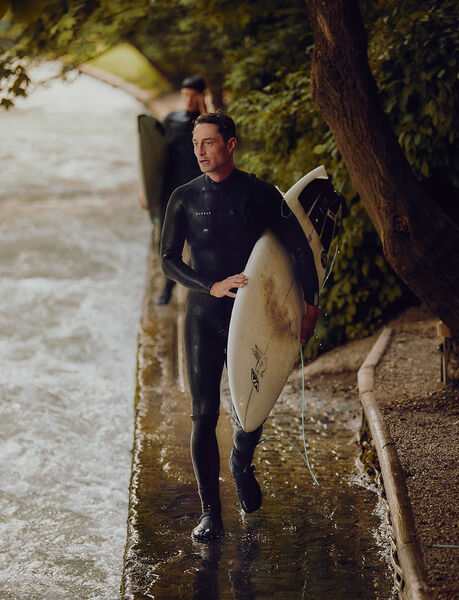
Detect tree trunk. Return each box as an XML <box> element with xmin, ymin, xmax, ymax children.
<box><xmin>207</xmin><ymin>80</ymin><xmax>225</xmax><ymax>110</ymax></box>
<box><xmin>305</xmin><ymin>0</ymin><xmax>459</xmax><ymax>337</ymax></box>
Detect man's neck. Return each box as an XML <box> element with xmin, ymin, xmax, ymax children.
<box><xmin>207</xmin><ymin>163</ymin><xmax>235</xmax><ymax>183</ymax></box>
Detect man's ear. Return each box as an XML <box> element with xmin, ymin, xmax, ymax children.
<box><xmin>198</xmin><ymin>94</ymin><xmax>208</xmax><ymax>113</ymax></box>
<box><xmin>227</xmin><ymin>137</ymin><xmax>237</xmax><ymax>153</ymax></box>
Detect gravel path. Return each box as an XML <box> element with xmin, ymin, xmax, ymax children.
<box><xmin>374</xmin><ymin>312</ymin><xmax>458</xmax><ymax>600</ymax></box>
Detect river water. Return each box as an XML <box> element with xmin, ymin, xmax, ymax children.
<box><xmin>0</xmin><ymin>68</ymin><xmax>150</xmax><ymax>599</ymax></box>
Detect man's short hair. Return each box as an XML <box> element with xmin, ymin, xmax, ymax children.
<box><xmin>193</xmin><ymin>110</ymin><xmax>237</xmax><ymax>143</ymax></box>
<box><xmin>181</xmin><ymin>75</ymin><xmax>206</xmax><ymax>93</ymax></box>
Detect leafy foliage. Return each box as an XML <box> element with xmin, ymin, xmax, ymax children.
<box><xmin>369</xmin><ymin>0</ymin><xmax>459</xmax><ymax>188</ymax></box>
<box><xmin>223</xmin><ymin>0</ymin><xmax>456</xmax><ymax>355</ymax></box>
<box><xmin>308</xmin><ymin>199</ymin><xmax>414</xmax><ymax>357</ymax></box>
<box><xmin>0</xmin><ymin>0</ymin><xmax>456</xmax><ymax>353</ymax></box>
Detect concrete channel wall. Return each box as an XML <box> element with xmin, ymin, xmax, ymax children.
<box><xmin>358</xmin><ymin>329</ymin><xmax>431</xmax><ymax>600</ymax></box>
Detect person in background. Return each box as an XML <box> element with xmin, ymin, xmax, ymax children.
<box><xmin>138</xmin><ymin>75</ymin><xmax>207</xmax><ymax>304</ymax></box>
<box><xmin>157</xmin><ymin>75</ymin><xmax>207</xmax><ymax>304</ymax></box>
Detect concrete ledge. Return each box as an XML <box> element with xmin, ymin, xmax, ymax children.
<box><xmin>358</xmin><ymin>328</ymin><xmax>431</xmax><ymax>600</ymax></box>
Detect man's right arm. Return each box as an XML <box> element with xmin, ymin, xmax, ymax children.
<box><xmin>160</xmin><ymin>189</ymin><xmax>215</xmax><ymax>293</ymax></box>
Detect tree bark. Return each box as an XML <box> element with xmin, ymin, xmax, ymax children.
<box><xmin>207</xmin><ymin>78</ymin><xmax>225</xmax><ymax>111</ymax></box>
<box><xmin>305</xmin><ymin>0</ymin><xmax>459</xmax><ymax>337</ymax></box>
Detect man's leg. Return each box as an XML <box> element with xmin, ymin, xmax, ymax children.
<box><xmin>190</xmin><ymin>413</ymin><xmax>222</xmax><ymax>522</ymax></box>
<box><xmin>184</xmin><ymin>293</ymin><xmax>226</xmax><ymax>540</ymax></box>
<box><xmin>230</xmin><ymin>408</ymin><xmax>263</xmax><ymax>513</ymax></box>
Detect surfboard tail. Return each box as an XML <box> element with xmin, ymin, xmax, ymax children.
<box><xmin>284</xmin><ymin>166</ymin><xmax>343</xmax><ymax>287</ymax></box>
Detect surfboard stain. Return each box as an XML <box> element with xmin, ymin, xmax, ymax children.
<box><xmin>263</xmin><ymin>276</ymin><xmax>298</xmax><ymax>341</ymax></box>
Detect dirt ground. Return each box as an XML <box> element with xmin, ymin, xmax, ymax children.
<box><xmin>291</xmin><ymin>305</ymin><xmax>458</xmax><ymax>600</ymax></box>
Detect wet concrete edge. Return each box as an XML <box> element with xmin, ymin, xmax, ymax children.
<box><xmin>121</xmin><ymin>242</ymin><xmax>170</xmax><ymax>600</ymax></box>
<box><xmin>358</xmin><ymin>328</ymin><xmax>431</xmax><ymax>600</ymax></box>
<box><xmin>120</xmin><ymin>239</ymin><xmax>401</xmax><ymax>599</ymax></box>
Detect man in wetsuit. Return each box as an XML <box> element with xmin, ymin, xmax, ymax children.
<box><xmin>160</xmin><ymin>111</ymin><xmax>319</xmax><ymax>541</ymax></box>
<box><xmin>157</xmin><ymin>75</ymin><xmax>207</xmax><ymax>304</ymax></box>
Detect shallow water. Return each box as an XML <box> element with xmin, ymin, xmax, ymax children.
<box><xmin>123</xmin><ymin>270</ymin><xmax>395</xmax><ymax>600</ymax></box>
<box><xmin>0</xmin><ymin>69</ymin><xmax>150</xmax><ymax>599</ymax></box>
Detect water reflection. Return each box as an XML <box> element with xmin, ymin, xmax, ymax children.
<box><xmin>122</xmin><ymin>258</ymin><xmax>395</xmax><ymax>600</ymax></box>
<box><xmin>192</xmin><ymin>542</ymin><xmax>221</xmax><ymax>599</ymax></box>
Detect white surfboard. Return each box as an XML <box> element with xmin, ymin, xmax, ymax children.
<box><xmin>227</xmin><ymin>165</ymin><xmax>340</xmax><ymax>432</ymax></box>
<box><xmin>227</xmin><ymin>231</ymin><xmax>304</xmax><ymax>432</ymax></box>
<box><xmin>283</xmin><ymin>165</ymin><xmax>338</xmax><ymax>288</ymax></box>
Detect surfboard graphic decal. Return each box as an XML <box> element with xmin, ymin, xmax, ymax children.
<box><xmin>251</xmin><ymin>369</ymin><xmax>259</xmax><ymax>392</ymax></box>
<box><xmin>250</xmin><ymin>344</ymin><xmax>267</xmax><ymax>392</ymax></box>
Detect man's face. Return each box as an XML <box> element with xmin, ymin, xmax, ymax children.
<box><xmin>181</xmin><ymin>87</ymin><xmax>203</xmax><ymax>112</ymax></box>
<box><xmin>192</xmin><ymin>123</ymin><xmax>235</xmax><ymax>179</ymax></box>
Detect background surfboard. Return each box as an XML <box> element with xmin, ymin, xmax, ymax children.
<box><xmin>137</xmin><ymin>113</ymin><xmax>166</xmax><ymax>222</ymax></box>
<box><xmin>227</xmin><ymin>165</ymin><xmax>341</xmax><ymax>432</ymax></box>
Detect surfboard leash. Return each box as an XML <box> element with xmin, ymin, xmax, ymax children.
<box><xmin>280</xmin><ymin>193</ymin><xmax>292</xmax><ymax>219</ymax></box>
<box><xmin>299</xmin><ymin>346</ymin><xmax>319</xmax><ymax>485</ymax></box>
<box><xmin>321</xmin><ymin>194</ymin><xmax>344</xmax><ymax>291</ymax></box>
<box><xmin>257</xmin><ymin>347</ymin><xmax>319</xmax><ymax>486</ymax></box>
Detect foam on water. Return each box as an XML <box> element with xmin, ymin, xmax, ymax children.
<box><xmin>0</xmin><ymin>69</ymin><xmax>150</xmax><ymax>599</ymax></box>
<box><xmin>1</xmin><ymin>64</ymin><xmax>142</xmax><ymax>203</ymax></box>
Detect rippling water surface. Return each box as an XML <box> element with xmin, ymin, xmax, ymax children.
<box><xmin>123</xmin><ymin>268</ymin><xmax>396</xmax><ymax>600</ymax></box>
<box><xmin>0</xmin><ymin>68</ymin><xmax>150</xmax><ymax>599</ymax></box>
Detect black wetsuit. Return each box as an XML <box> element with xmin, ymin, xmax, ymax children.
<box><xmin>155</xmin><ymin>110</ymin><xmax>202</xmax><ymax>300</ymax></box>
<box><xmin>160</xmin><ymin>110</ymin><xmax>202</xmax><ymax>220</ymax></box>
<box><xmin>161</xmin><ymin>168</ymin><xmax>318</xmax><ymax>512</ymax></box>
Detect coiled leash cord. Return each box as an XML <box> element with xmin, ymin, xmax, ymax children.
<box><xmin>258</xmin><ymin>347</ymin><xmax>319</xmax><ymax>486</ymax></box>
<box><xmin>257</xmin><ymin>192</ymin><xmax>344</xmax><ymax>485</ymax></box>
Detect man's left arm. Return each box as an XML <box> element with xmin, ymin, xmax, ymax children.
<box><xmin>301</xmin><ymin>303</ymin><xmax>320</xmax><ymax>345</ymax></box>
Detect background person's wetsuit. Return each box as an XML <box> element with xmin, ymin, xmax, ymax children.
<box><xmin>160</xmin><ymin>109</ymin><xmax>202</xmax><ymax>217</ymax></box>
<box><xmin>161</xmin><ymin>168</ymin><xmax>319</xmax><ymax>517</ymax></box>
<box><xmin>157</xmin><ymin>109</ymin><xmax>202</xmax><ymax>303</ymax></box>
